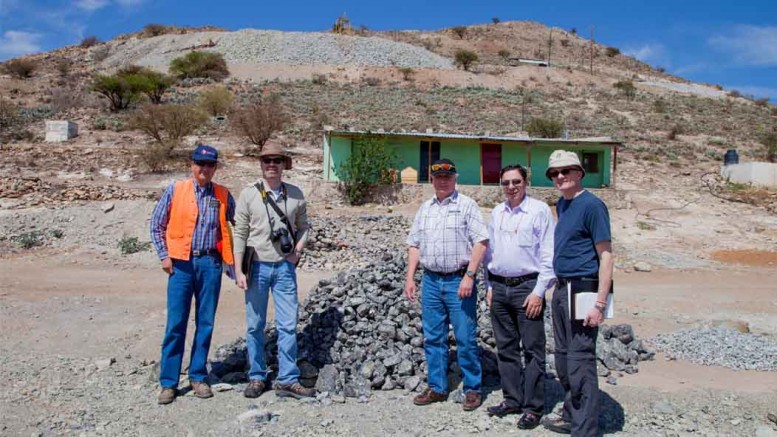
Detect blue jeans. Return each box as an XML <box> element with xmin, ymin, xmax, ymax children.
<box><xmin>245</xmin><ymin>260</ymin><xmax>300</xmax><ymax>385</ymax></box>
<box><xmin>159</xmin><ymin>255</ymin><xmax>222</xmax><ymax>388</ymax></box>
<box><xmin>421</xmin><ymin>272</ymin><xmax>481</xmax><ymax>394</ymax></box>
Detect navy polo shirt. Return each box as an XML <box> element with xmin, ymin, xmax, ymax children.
<box><xmin>553</xmin><ymin>190</ymin><xmax>611</xmax><ymax>278</ymax></box>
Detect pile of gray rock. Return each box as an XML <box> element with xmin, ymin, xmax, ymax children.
<box><xmin>211</xmin><ymin>253</ymin><xmax>654</xmax><ymax>395</ymax></box>
<box><xmin>653</xmin><ymin>326</ymin><xmax>777</xmax><ymax>371</ymax></box>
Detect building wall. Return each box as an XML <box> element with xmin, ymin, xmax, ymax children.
<box><xmin>530</xmin><ymin>144</ymin><xmax>612</xmax><ymax>188</ymax></box>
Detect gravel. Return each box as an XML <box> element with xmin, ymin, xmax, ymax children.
<box><xmin>653</xmin><ymin>327</ymin><xmax>777</xmax><ymax>371</ymax></box>
<box><xmin>101</xmin><ymin>30</ymin><xmax>454</xmax><ymax>71</ymax></box>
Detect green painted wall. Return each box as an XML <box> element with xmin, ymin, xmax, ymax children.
<box><xmin>530</xmin><ymin>144</ymin><xmax>612</xmax><ymax>188</ymax></box>
<box><xmin>501</xmin><ymin>144</ymin><xmax>530</xmax><ymax>170</ymax></box>
<box><xmin>440</xmin><ymin>141</ymin><xmax>482</xmax><ymax>185</ymax></box>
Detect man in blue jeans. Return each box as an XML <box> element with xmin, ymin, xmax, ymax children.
<box><xmin>150</xmin><ymin>144</ymin><xmax>236</xmax><ymax>405</ymax></box>
<box><xmin>233</xmin><ymin>142</ymin><xmax>313</xmax><ymax>399</ymax></box>
<box><xmin>404</xmin><ymin>158</ymin><xmax>489</xmax><ymax>411</ymax></box>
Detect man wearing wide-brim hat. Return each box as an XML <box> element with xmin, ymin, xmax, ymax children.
<box><xmin>542</xmin><ymin>150</ymin><xmax>614</xmax><ymax>436</ymax></box>
<box><xmin>232</xmin><ymin>141</ymin><xmax>314</xmax><ymax>400</ymax></box>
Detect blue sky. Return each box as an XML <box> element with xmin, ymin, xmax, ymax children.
<box><xmin>1</xmin><ymin>0</ymin><xmax>775</xmax><ymax>100</ymax></box>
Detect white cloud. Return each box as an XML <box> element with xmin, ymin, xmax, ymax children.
<box><xmin>709</xmin><ymin>25</ymin><xmax>777</xmax><ymax>66</ymax></box>
<box><xmin>75</xmin><ymin>0</ymin><xmax>109</xmax><ymax>11</ymax></box>
<box><xmin>624</xmin><ymin>44</ymin><xmax>664</xmax><ymax>63</ymax></box>
<box><xmin>115</xmin><ymin>0</ymin><xmax>146</xmax><ymax>7</ymax></box>
<box><xmin>0</xmin><ymin>30</ymin><xmax>43</xmax><ymax>57</ymax></box>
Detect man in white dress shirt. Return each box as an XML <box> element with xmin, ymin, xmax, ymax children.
<box><xmin>483</xmin><ymin>164</ymin><xmax>555</xmax><ymax>430</ymax></box>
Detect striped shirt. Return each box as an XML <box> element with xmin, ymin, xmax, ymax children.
<box><xmin>150</xmin><ymin>180</ymin><xmax>236</xmax><ymax>260</ymax></box>
<box><xmin>406</xmin><ymin>191</ymin><xmax>488</xmax><ymax>273</ymax></box>
<box><xmin>484</xmin><ymin>195</ymin><xmax>556</xmax><ymax>297</ymax></box>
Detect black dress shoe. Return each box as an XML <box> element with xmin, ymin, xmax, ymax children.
<box><xmin>486</xmin><ymin>401</ymin><xmax>522</xmax><ymax>417</ymax></box>
<box><xmin>543</xmin><ymin>416</ymin><xmax>572</xmax><ymax>434</ymax></box>
<box><xmin>517</xmin><ymin>412</ymin><xmax>542</xmax><ymax>430</ymax></box>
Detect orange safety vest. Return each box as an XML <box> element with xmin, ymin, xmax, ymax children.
<box><xmin>165</xmin><ymin>179</ymin><xmax>234</xmax><ymax>265</ymax></box>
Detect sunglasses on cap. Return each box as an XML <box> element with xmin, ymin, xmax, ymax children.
<box><xmin>194</xmin><ymin>160</ymin><xmax>216</xmax><ymax>168</ymax></box>
<box><xmin>261</xmin><ymin>157</ymin><xmax>285</xmax><ymax>165</ymax></box>
<box><xmin>431</xmin><ymin>163</ymin><xmax>455</xmax><ymax>172</ymax></box>
<box><xmin>547</xmin><ymin>168</ymin><xmax>578</xmax><ymax>178</ymax></box>
<box><xmin>500</xmin><ymin>178</ymin><xmax>524</xmax><ymax>187</ymax></box>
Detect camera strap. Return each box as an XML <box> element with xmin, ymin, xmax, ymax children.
<box><xmin>255</xmin><ymin>182</ymin><xmax>297</xmax><ymax>242</ymax></box>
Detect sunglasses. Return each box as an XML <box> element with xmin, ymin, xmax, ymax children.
<box><xmin>261</xmin><ymin>157</ymin><xmax>285</xmax><ymax>165</ymax></box>
<box><xmin>194</xmin><ymin>161</ymin><xmax>216</xmax><ymax>168</ymax></box>
<box><xmin>500</xmin><ymin>179</ymin><xmax>524</xmax><ymax>187</ymax></box>
<box><xmin>547</xmin><ymin>168</ymin><xmax>578</xmax><ymax>178</ymax></box>
<box><xmin>431</xmin><ymin>163</ymin><xmax>456</xmax><ymax>172</ymax></box>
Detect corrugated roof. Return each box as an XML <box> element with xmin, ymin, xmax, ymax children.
<box><xmin>327</xmin><ymin>130</ymin><xmax>621</xmax><ymax>145</ymax></box>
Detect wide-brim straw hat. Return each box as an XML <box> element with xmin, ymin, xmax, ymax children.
<box><xmin>258</xmin><ymin>141</ymin><xmax>292</xmax><ymax>169</ymax></box>
<box><xmin>545</xmin><ymin>149</ymin><xmax>585</xmax><ymax>179</ymax></box>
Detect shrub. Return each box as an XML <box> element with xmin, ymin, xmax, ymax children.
<box><xmin>605</xmin><ymin>47</ymin><xmax>620</xmax><ymax>57</ymax></box>
<box><xmin>92</xmin><ymin>74</ymin><xmax>140</xmax><ymax>111</ymax></box>
<box><xmin>335</xmin><ymin>135</ymin><xmax>396</xmax><ymax>205</ymax></box>
<box><xmin>118</xmin><ymin>236</ymin><xmax>151</xmax><ymax>255</ymax></box>
<box><xmin>80</xmin><ymin>36</ymin><xmax>100</xmax><ymax>48</ymax></box>
<box><xmin>761</xmin><ymin>132</ymin><xmax>777</xmax><ymax>162</ymax></box>
<box><xmin>754</xmin><ymin>97</ymin><xmax>769</xmax><ymax>107</ymax></box>
<box><xmin>129</xmin><ymin>103</ymin><xmax>207</xmax><ymax>152</ymax></box>
<box><xmin>653</xmin><ymin>97</ymin><xmax>668</xmax><ymax>113</ymax></box>
<box><xmin>492</xmin><ymin>17</ymin><xmax>501</xmax><ymax>24</ymax></box>
<box><xmin>363</xmin><ymin>77</ymin><xmax>381</xmax><ymax>87</ymax></box>
<box><xmin>169</xmin><ymin>51</ymin><xmax>229</xmax><ymax>81</ymax></box>
<box><xmin>133</xmin><ymin>69</ymin><xmax>173</xmax><ymax>104</ymax></box>
<box><xmin>198</xmin><ymin>86</ymin><xmax>234</xmax><ymax>116</ymax></box>
<box><xmin>525</xmin><ymin>117</ymin><xmax>563</xmax><ymax>138</ymax></box>
<box><xmin>56</xmin><ymin>58</ymin><xmax>72</xmax><ymax>77</ymax></box>
<box><xmin>14</xmin><ymin>231</ymin><xmax>44</xmax><ymax>249</ymax></box>
<box><xmin>0</xmin><ymin>97</ymin><xmax>19</xmax><ymax>130</ymax></box>
<box><xmin>667</xmin><ymin>124</ymin><xmax>684</xmax><ymax>140</ymax></box>
<box><xmin>142</xmin><ymin>23</ymin><xmax>169</xmax><ymax>37</ymax></box>
<box><xmin>3</xmin><ymin>58</ymin><xmax>37</xmax><ymax>79</ymax></box>
<box><xmin>569</xmin><ymin>28</ymin><xmax>577</xmax><ymax>35</ymax></box>
<box><xmin>231</xmin><ymin>98</ymin><xmax>287</xmax><ymax>149</ymax></box>
<box><xmin>497</xmin><ymin>49</ymin><xmax>511</xmax><ymax>60</ymax></box>
<box><xmin>398</xmin><ymin>67</ymin><xmax>415</xmax><ymax>81</ymax></box>
<box><xmin>454</xmin><ymin>49</ymin><xmax>478</xmax><ymax>71</ymax></box>
<box><xmin>728</xmin><ymin>90</ymin><xmax>742</xmax><ymax>98</ymax></box>
<box><xmin>613</xmin><ymin>80</ymin><xmax>636</xmax><ymax>100</ymax></box>
<box><xmin>450</xmin><ymin>26</ymin><xmax>468</xmax><ymax>39</ymax></box>
<box><xmin>312</xmin><ymin>73</ymin><xmax>327</xmax><ymax>85</ymax></box>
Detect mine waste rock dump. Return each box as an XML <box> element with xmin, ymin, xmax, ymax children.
<box><xmin>211</xmin><ymin>252</ymin><xmax>654</xmax><ymax>396</ymax></box>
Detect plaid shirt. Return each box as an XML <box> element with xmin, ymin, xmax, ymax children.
<box><xmin>406</xmin><ymin>191</ymin><xmax>488</xmax><ymax>273</ymax></box>
<box><xmin>150</xmin><ymin>180</ymin><xmax>236</xmax><ymax>260</ymax></box>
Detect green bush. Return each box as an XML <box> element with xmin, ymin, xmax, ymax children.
<box><xmin>454</xmin><ymin>49</ymin><xmax>478</xmax><ymax>71</ymax></box>
<box><xmin>761</xmin><ymin>131</ymin><xmax>777</xmax><ymax>162</ymax></box>
<box><xmin>3</xmin><ymin>58</ymin><xmax>37</xmax><ymax>79</ymax></box>
<box><xmin>14</xmin><ymin>231</ymin><xmax>43</xmax><ymax>249</ymax></box>
<box><xmin>335</xmin><ymin>135</ymin><xmax>397</xmax><ymax>205</ymax></box>
<box><xmin>169</xmin><ymin>51</ymin><xmax>229</xmax><ymax>81</ymax></box>
<box><xmin>613</xmin><ymin>80</ymin><xmax>636</xmax><ymax>100</ymax></box>
<box><xmin>605</xmin><ymin>47</ymin><xmax>620</xmax><ymax>57</ymax></box>
<box><xmin>118</xmin><ymin>236</ymin><xmax>151</xmax><ymax>255</ymax></box>
<box><xmin>398</xmin><ymin>67</ymin><xmax>415</xmax><ymax>81</ymax></box>
<box><xmin>497</xmin><ymin>49</ymin><xmax>511</xmax><ymax>61</ymax></box>
<box><xmin>142</xmin><ymin>23</ymin><xmax>170</xmax><ymax>37</ymax></box>
<box><xmin>198</xmin><ymin>86</ymin><xmax>234</xmax><ymax>116</ymax></box>
<box><xmin>492</xmin><ymin>17</ymin><xmax>501</xmax><ymax>24</ymax></box>
<box><xmin>91</xmin><ymin>74</ymin><xmax>140</xmax><ymax>111</ymax></box>
<box><xmin>525</xmin><ymin>117</ymin><xmax>563</xmax><ymax>138</ymax></box>
<box><xmin>124</xmin><ymin>67</ymin><xmax>173</xmax><ymax>104</ymax></box>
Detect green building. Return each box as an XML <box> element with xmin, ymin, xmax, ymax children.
<box><xmin>323</xmin><ymin>130</ymin><xmax>620</xmax><ymax>188</ymax></box>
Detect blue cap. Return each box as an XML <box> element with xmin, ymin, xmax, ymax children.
<box><xmin>191</xmin><ymin>144</ymin><xmax>218</xmax><ymax>162</ymax></box>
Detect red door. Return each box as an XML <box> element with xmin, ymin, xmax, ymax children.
<box><xmin>481</xmin><ymin>143</ymin><xmax>502</xmax><ymax>184</ymax></box>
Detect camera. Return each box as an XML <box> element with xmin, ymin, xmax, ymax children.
<box><xmin>271</xmin><ymin>227</ymin><xmax>294</xmax><ymax>254</ymax></box>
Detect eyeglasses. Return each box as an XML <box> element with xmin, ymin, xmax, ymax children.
<box><xmin>194</xmin><ymin>161</ymin><xmax>216</xmax><ymax>168</ymax></box>
<box><xmin>500</xmin><ymin>179</ymin><xmax>524</xmax><ymax>187</ymax></box>
<box><xmin>431</xmin><ymin>163</ymin><xmax>456</xmax><ymax>172</ymax></box>
<box><xmin>547</xmin><ymin>168</ymin><xmax>578</xmax><ymax>178</ymax></box>
<box><xmin>261</xmin><ymin>157</ymin><xmax>285</xmax><ymax>165</ymax></box>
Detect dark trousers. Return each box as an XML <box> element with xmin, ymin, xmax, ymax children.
<box><xmin>552</xmin><ymin>283</ymin><xmax>599</xmax><ymax>437</ymax></box>
<box><xmin>490</xmin><ymin>280</ymin><xmax>546</xmax><ymax>415</ymax></box>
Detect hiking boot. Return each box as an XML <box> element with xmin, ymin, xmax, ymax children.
<box><xmin>191</xmin><ymin>381</ymin><xmax>213</xmax><ymax>399</ymax></box>
<box><xmin>157</xmin><ymin>387</ymin><xmax>177</xmax><ymax>405</ymax></box>
<box><xmin>517</xmin><ymin>412</ymin><xmax>542</xmax><ymax>430</ymax></box>
<box><xmin>543</xmin><ymin>416</ymin><xmax>572</xmax><ymax>434</ymax></box>
<box><xmin>462</xmin><ymin>391</ymin><xmax>482</xmax><ymax>411</ymax></box>
<box><xmin>244</xmin><ymin>379</ymin><xmax>266</xmax><ymax>398</ymax></box>
<box><xmin>274</xmin><ymin>382</ymin><xmax>315</xmax><ymax>399</ymax></box>
<box><xmin>413</xmin><ymin>388</ymin><xmax>447</xmax><ymax>406</ymax></box>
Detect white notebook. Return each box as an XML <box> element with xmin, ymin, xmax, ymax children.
<box><xmin>567</xmin><ymin>280</ymin><xmax>614</xmax><ymax>320</ymax></box>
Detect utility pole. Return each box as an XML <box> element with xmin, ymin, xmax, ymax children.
<box><xmin>589</xmin><ymin>25</ymin><xmax>595</xmax><ymax>75</ymax></box>
<box><xmin>547</xmin><ymin>27</ymin><xmax>553</xmax><ymax>67</ymax></box>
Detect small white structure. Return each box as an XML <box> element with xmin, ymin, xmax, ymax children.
<box><xmin>45</xmin><ymin>120</ymin><xmax>78</xmax><ymax>142</ymax></box>
<box><xmin>722</xmin><ymin>162</ymin><xmax>777</xmax><ymax>188</ymax></box>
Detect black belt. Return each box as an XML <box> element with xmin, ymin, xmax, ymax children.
<box><xmin>488</xmin><ymin>271</ymin><xmax>539</xmax><ymax>287</ymax></box>
<box><xmin>192</xmin><ymin>248</ymin><xmax>220</xmax><ymax>257</ymax></box>
<box><xmin>425</xmin><ymin>267</ymin><xmax>467</xmax><ymax>277</ymax></box>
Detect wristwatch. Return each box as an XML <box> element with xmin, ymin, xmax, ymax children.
<box><xmin>465</xmin><ymin>270</ymin><xmax>475</xmax><ymax>279</ymax></box>
<box><xmin>594</xmin><ymin>301</ymin><xmax>607</xmax><ymax>313</ymax></box>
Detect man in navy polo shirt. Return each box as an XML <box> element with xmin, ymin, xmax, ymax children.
<box><xmin>542</xmin><ymin>150</ymin><xmax>613</xmax><ymax>436</ymax></box>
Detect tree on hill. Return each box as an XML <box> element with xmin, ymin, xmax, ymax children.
<box><xmin>169</xmin><ymin>51</ymin><xmax>229</xmax><ymax>81</ymax></box>
<box><xmin>454</xmin><ymin>49</ymin><xmax>478</xmax><ymax>71</ymax></box>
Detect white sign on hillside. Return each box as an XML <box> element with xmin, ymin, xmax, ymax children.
<box><xmin>45</xmin><ymin>120</ymin><xmax>78</xmax><ymax>142</ymax></box>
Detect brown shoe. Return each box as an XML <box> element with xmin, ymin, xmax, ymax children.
<box><xmin>157</xmin><ymin>387</ymin><xmax>177</xmax><ymax>405</ymax></box>
<box><xmin>244</xmin><ymin>379</ymin><xmax>266</xmax><ymax>398</ymax></box>
<box><xmin>413</xmin><ymin>388</ymin><xmax>447</xmax><ymax>406</ymax></box>
<box><xmin>462</xmin><ymin>391</ymin><xmax>482</xmax><ymax>411</ymax></box>
<box><xmin>274</xmin><ymin>382</ymin><xmax>315</xmax><ymax>399</ymax></box>
<box><xmin>191</xmin><ymin>381</ymin><xmax>213</xmax><ymax>399</ymax></box>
